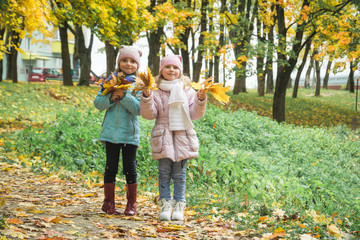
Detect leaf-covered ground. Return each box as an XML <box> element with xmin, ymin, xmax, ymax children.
<box><xmin>1</xmin><ymin>161</ymin><xmax>242</xmax><ymax>240</ymax></box>
<box><xmin>1</xmin><ymin>82</ymin><xmax>359</xmax><ymax>239</ymax></box>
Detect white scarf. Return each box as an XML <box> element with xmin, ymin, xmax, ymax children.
<box><xmin>159</xmin><ymin>79</ymin><xmax>194</xmax><ymax>131</ymax></box>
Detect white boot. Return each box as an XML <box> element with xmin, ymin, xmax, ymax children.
<box><xmin>158</xmin><ymin>198</ymin><xmax>172</xmax><ymax>221</ymax></box>
<box><xmin>172</xmin><ymin>200</ymin><xmax>186</xmax><ymax>221</ymax></box>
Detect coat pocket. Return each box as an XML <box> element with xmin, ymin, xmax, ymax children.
<box><xmin>151</xmin><ymin>129</ymin><xmax>165</xmax><ymax>153</ymax></box>
<box><xmin>185</xmin><ymin>129</ymin><xmax>199</xmax><ymax>152</ymax></box>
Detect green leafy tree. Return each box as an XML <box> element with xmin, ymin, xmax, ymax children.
<box><xmin>226</xmin><ymin>0</ymin><xmax>257</xmax><ymax>94</ymax></box>
<box><xmin>272</xmin><ymin>0</ymin><xmax>354</xmax><ymax>123</ymax></box>
<box><xmin>91</xmin><ymin>0</ymin><xmax>148</xmax><ymax>76</ymax></box>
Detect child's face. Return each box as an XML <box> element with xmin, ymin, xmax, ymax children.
<box><xmin>162</xmin><ymin>65</ymin><xmax>181</xmax><ymax>81</ymax></box>
<box><xmin>119</xmin><ymin>58</ymin><xmax>138</xmax><ymax>75</ymax></box>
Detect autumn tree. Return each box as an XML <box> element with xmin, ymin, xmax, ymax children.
<box><xmin>91</xmin><ymin>0</ymin><xmax>148</xmax><ymax>77</ymax></box>
<box><xmin>0</xmin><ymin>0</ymin><xmax>50</xmax><ymax>83</ymax></box>
<box><xmin>226</xmin><ymin>0</ymin><xmax>257</xmax><ymax>94</ymax></box>
<box><xmin>145</xmin><ymin>0</ymin><xmax>166</xmax><ymax>74</ymax></box>
<box><xmin>272</xmin><ymin>0</ymin><xmax>354</xmax><ymax>123</ymax></box>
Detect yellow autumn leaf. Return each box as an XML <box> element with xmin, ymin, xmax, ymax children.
<box><xmin>101</xmin><ymin>72</ymin><xmax>132</xmax><ymax>95</ymax></box>
<box><xmin>208</xmin><ymin>83</ymin><xmax>231</xmax><ymax>104</ymax></box>
<box><xmin>192</xmin><ymin>77</ymin><xmax>231</xmax><ymax>104</ymax></box>
<box><xmin>328</xmin><ymin>224</ymin><xmax>342</xmax><ymax>238</ymax></box>
<box><xmin>191</xmin><ymin>82</ymin><xmax>201</xmax><ymax>90</ymax></box>
<box><xmin>0</xmin><ymin>197</ymin><xmax>5</xmax><ymax>207</ymax></box>
<box><xmin>138</xmin><ymin>67</ymin><xmax>158</xmax><ymax>91</ymax></box>
<box><xmin>7</xmin><ymin>218</ymin><xmax>23</xmax><ymax>225</ymax></box>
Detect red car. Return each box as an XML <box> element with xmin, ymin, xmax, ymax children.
<box><xmin>28</xmin><ymin>68</ymin><xmax>62</xmax><ymax>82</ymax></box>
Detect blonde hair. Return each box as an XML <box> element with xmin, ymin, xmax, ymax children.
<box><xmin>156</xmin><ymin>72</ymin><xmax>192</xmax><ymax>88</ymax></box>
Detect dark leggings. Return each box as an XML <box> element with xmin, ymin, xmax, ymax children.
<box><xmin>104</xmin><ymin>142</ymin><xmax>137</xmax><ymax>184</ymax></box>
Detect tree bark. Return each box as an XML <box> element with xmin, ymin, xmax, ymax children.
<box><xmin>147</xmin><ymin>0</ymin><xmax>165</xmax><ymax>74</ymax></box>
<box><xmin>347</xmin><ymin>61</ymin><xmax>355</xmax><ymax>93</ymax></box>
<box><xmin>10</xmin><ymin>30</ymin><xmax>21</xmax><ymax>83</ymax></box>
<box><xmin>323</xmin><ymin>60</ymin><xmax>332</xmax><ymax>89</ymax></box>
<box><xmin>59</xmin><ymin>22</ymin><xmax>73</xmax><ymax>86</ymax></box>
<box><xmin>178</xmin><ymin>0</ymin><xmax>192</xmax><ymax>77</ymax></box>
<box><xmin>147</xmin><ymin>27</ymin><xmax>164</xmax><ymax>75</ymax></box>
<box><xmin>265</xmin><ymin>14</ymin><xmax>275</xmax><ymax>94</ymax></box>
<box><xmin>304</xmin><ymin>50</ymin><xmax>315</xmax><ymax>89</ymax></box>
<box><xmin>230</xmin><ymin>0</ymin><xmax>256</xmax><ymax>94</ymax></box>
<box><xmin>192</xmin><ymin>0</ymin><xmax>208</xmax><ymax>83</ymax></box>
<box><xmin>273</xmin><ymin>0</ymin><xmax>308</xmax><ymax>123</ymax></box>
<box><xmin>214</xmin><ymin>0</ymin><xmax>226</xmax><ymax>83</ymax></box>
<box><xmin>75</xmin><ymin>25</ymin><xmax>94</xmax><ymax>86</ymax></box>
<box><xmin>256</xmin><ymin>2</ymin><xmax>265</xmax><ymax>96</ymax></box>
<box><xmin>105</xmin><ymin>41</ymin><xmax>117</xmax><ymax>76</ymax></box>
<box><xmin>293</xmin><ymin>40</ymin><xmax>310</xmax><ymax>98</ymax></box>
<box><xmin>314</xmin><ymin>51</ymin><xmax>321</xmax><ymax>96</ymax></box>
<box><xmin>5</xmin><ymin>30</ymin><xmax>12</xmax><ymax>80</ymax></box>
<box><xmin>0</xmin><ymin>27</ymin><xmax>5</xmax><ymax>82</ymax></box>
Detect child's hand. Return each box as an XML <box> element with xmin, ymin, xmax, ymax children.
<box><xmin>197</xmin><ymin>89</ymin><xmax>206</xmax><ymax>101</ymax></box>
<box><xmin>143</xmin><ymin>89</ymin><xmax>152</xmax><ymax>98</ymax></box>
<box><xmin>111</xmin><ymin>89</ymin><xmax>125</xmax><ymax>102</ymax></box>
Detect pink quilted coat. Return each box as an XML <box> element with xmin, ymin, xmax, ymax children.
<box><xmin>140</xmin><ymin>87</ymin><xmax>207</xmax><ymax>162</ymax></box>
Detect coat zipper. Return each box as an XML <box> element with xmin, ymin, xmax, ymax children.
<box><xmin>113</xmin><ymin>103</ymin><xmax>120</xmax><ymax>142</ymax></box>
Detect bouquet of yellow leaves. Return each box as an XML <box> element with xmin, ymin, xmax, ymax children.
<box><xmin>133</xmin><ymin>67</ymin><xmax>158</xmax><ymax>93</ymax></box>
<box><xmin>191</xmin><ymin>77</ymin><xmax>231</xmax><ymax>104</ymax></box>
<box><xmin>101</xmin><ymin>72</ymin><xmax>133</xmax><ymax>95</ymax></box>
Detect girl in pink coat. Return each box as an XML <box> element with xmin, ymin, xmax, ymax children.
<box><xmin>140</xmin><ymin>55</ymin><xmax>207</xmax><ymax>221</ymax></box>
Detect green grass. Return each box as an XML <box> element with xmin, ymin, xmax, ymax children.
<box><xmin>1</xmin><ymin>81</ymin><xmax>360</xmax><ymax>238</ymax></box>
<box><xmin>214</xmin><ymin>89</ymin><xmax>359</xmax><ymax>128</ymax></box>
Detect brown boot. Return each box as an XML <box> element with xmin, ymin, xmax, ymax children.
<box><xmin>101</xmin><ymin>183</ymin><xmax>121</xmax><ymax>215</ymax></box>
<box><xmin>124</xmin><ymin>183</ymin><xmax>137</xmax><ymax>216</ymax></box>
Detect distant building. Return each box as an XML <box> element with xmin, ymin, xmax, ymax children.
<box><xmin>1</xmin><ymin>29</ymin><xmax>77</xmax><ymax>82</ymax></box>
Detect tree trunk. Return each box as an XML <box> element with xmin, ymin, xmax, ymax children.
<box><xmin>177</xmin><ymin>0</ymin><xmax>192</xmax><ymax>77</ymax></box>
<box><xmin>105</xmin><ymin>41</ymin><xmax>117</xmax><ymax>75</ymax></box>
<box><xmin>273</xmin><ymin>0</ymin><xmax>308</xmax><ymax>123</ymax></box>
<box><xmin>147</xmin><ymin>0</ymin><xmax>165</xmax><ymax>74</ymax></box>
<box><xmin>0</xmin><ymin>27</ymin><xmax>5</xmax><ymax>82</ymax></box>
<box><xmin>323</xmin><ymin>60</ymin><xmax>332</xmax><ymax>89</ymax></box>
<box><xmin>293</xmin><ymin>40</ymin><xmax>310</xmax><ymax>98</ymax></box>
<box><xmin>230</xmin><ymin>0</ymin><xmax>257</xmax><ymax>94</ymax></box>
<box><xmin>192</xmin><ymin>0</ymin><xmax>208</xmax><ymax>83</ymax></box>
<box><xmin>265</xmin><ymin>13</ymin><xmax>275</xmax><ymax>94</ymax></box>
<box><xmin>256</xmin><ymin>3</ymin><xmax>265</xmax><ymax>97</ymax></box>
<box><xmin>147</xmin><ymin>27</ymin><xmax>164</xmax><ymax>74</ymax></box>
<box><xmin>59</xmin><ymin>22</ymin><xmax>73</xmax><ymax>86</ymax></box>
<box><xmin>5</xmin><ymin>30</ymin><xmax>12</xmax><ymax>80</ymax></box>
<box><xmin>347</xmin><ymin>61</ymin><xmax>355</xmax><ymax>93</ymax></box>
<box><xmin>233</xmin><ymin>46</ymin><xmax>246</xmax><ymax>95</ymax></box>
<box><xmin>214</xmin><ymin>0</ymin><xmax>226</xmax><ymax>83</ymax></box>
<box><xmin>315</xmin><ymin>51</ymin><xmax>321</xmax><ymax>96</ymax></box>
<box><xmin>304</xmin><ymin>51</ymin><xmax>315</xmax><ymax>89</ymax></box>
<box><xmin>10</xmin><ymin>30</ymin><xmax>21</xmax><ymax>83</ymax></box>
<box><xmin>75</xmin><ymin>25</ymin><xmax>94</xmax><ymax>86</ymax></box>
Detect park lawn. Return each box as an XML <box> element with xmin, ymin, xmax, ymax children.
<box><xmin>1</xmin><ymin>81</ymin><xmax>359</xmax><ymax>238</ymax></box>
<box><xmin>211</xmin><ymin>88</ymin><xmax>358</xmax><ymax>128</ymax></box>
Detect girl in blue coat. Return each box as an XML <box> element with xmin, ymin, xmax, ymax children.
<box><xmin>94</xmin><ymin>45</ymin><xmax>142</xmax><ymax>216</ymax></box>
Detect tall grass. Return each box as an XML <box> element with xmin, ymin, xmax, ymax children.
<box><xmin>1</xmin><ymin>81</ymin><xmax>359</xmax><ymax>233</ymax></box>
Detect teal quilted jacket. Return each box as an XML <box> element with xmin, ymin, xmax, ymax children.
<box><xmin>94</xmin><ymin>85</ymin><xmax>141</xmax><ymax>146</ymax></box>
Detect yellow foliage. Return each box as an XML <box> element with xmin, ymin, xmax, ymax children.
<box><xmin>191</xmin><ymin>78</ymin><xmax>230</xmax><ymax>104</ymax></box>
<box><xmin>101</xmin><ymin>72</ymin><xmax>132</xmax><ymax>95</ymax></box>
<box><xmin>135</xmin><ymin>67</ymin><xmax>158</xmax><ymax>93</ymax></box>
<box><xmin>327</xmin><ymin>224</ymin><xmax>342</xmax><ymax>238</ymax></box>
<box><xmin>0</xmin><ymin>197</ymin><xmax>5</xmax><ymax>207</ymax></box>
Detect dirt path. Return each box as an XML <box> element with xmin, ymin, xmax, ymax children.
<box><xmin>0</xmin><ymin>162</ymin><xmax>240</xmax><ymax>239</ymax></box>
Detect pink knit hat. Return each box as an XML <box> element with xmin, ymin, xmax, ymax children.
<box><xmin>117</xmin><ymin>45</ymin><xmax>142</xmax><ymax>69</ymax></box>
<box><xmin>159</xmin><ymin>55</ymin><xmax>183</xmax><ymax>74</ymax></box>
